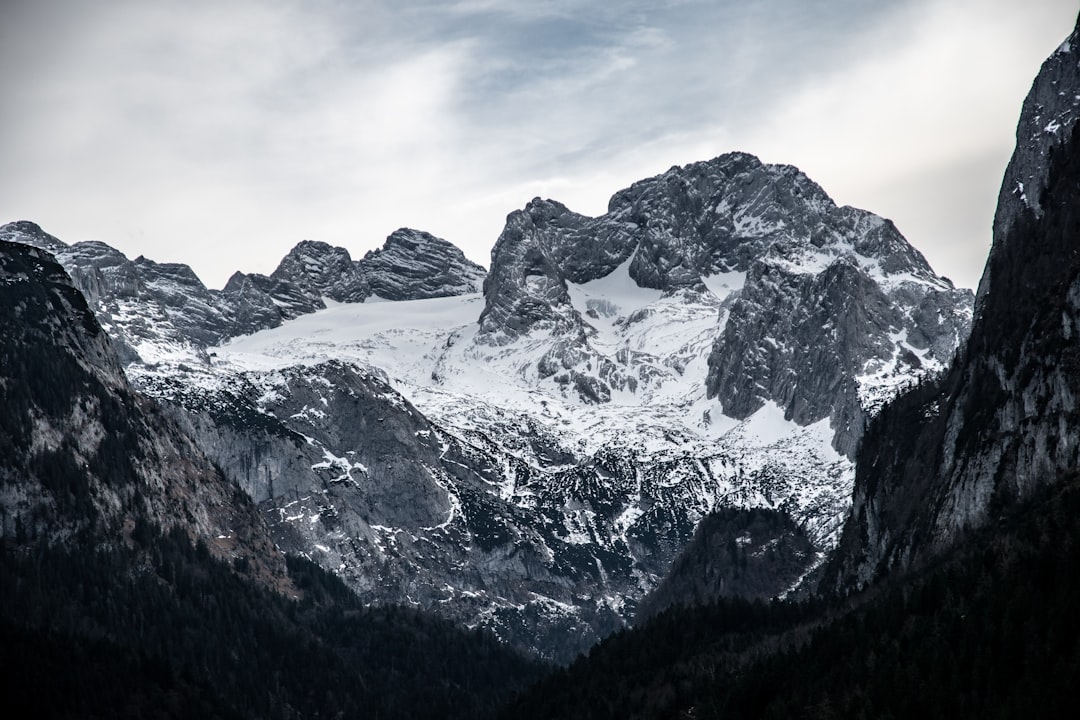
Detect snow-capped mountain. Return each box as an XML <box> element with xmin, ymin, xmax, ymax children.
<box><xmin>477</xmin><ymin>154</ymin><xmax>971</xmax><ymax>456</ymax></box>
<box><xmin>220</xmin><ymin>228</ymin><xmax>486</xmax><ymax>335</ymax></box>
<box><xmin>0</xmin><ymin>152</ymin><xmax>972</xmax><ymax>661</ymax></box>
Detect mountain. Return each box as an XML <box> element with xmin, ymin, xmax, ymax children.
<box><xmin>0</xmin><ymin>154</ymin><xmax>971</xmax><ymax>662</ymax></box>
<box><xmin>363</xmin><ymin>227</ymin><xmax>488</xmax><ymax>300</ymax></box>
<box><xmin>826</xmin><ymin>19</ymin><xmax>1080</xmax><ymax>592</ymax></box>
<box><xmin>0</xmin><ymin>222</ymin><xmax>487</xmax><ymax>362</ymax></box>
<box><xmin>219</xmin><ymin>228</ymin><xmax>486</xmax><ymax>332</ymax></box>
<box><xmin>0</xmin><ymin>239</ymin><xmax>545</xmax><ymax>718</ymax></box>
<box><xmin>499</xmin><ymin>15</ymin><xmax>1080</xmax><ymax>719</ymax></box>
<box><xmin>477</xmin><ymin>154</ymin><xmax>971</xmax><ymax>456</ymax></box>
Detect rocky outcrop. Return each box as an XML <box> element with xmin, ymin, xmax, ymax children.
<box><xmin>218</xmin><ymin>240</ymin><xmax>371</xmax><ymax>331</ymax></box>
<box><xmin>479</xmin><ymin>199</ymin><xmax>629</xmax><ymax>342</ymax></box>
<box><xmin>707</xmin><ymin>240</ymin><xmax>970</xmax><ymax>456</ymax></box>
<box><xmin>273</xmin><ymin>240</ymin><xmax>370</xmax><ymax>303</ymax></box>
<box><xmin>827</xmin><ymin>17</ymin><xmax>1080</xmax><ymax>592</ymax></box>
<box><xmin>0</xmin><ymin>224</ymin><xmax>236</xmax><ymax>364</ymax></box>
<box><xmin>363</xmin><ymin>228</ymin><xmax>487</xmax><ymax>300</ymax></box>
<box><xmin>0</xmin><ymin>222</ymin><xmax>487</xmax><ymax>353</ymax></box>
<box><xmin>0</xmin><ymin>220</ymin><xmax>67</xmax><ymax>255</ymax></box>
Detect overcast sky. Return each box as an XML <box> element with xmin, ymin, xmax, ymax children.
<box><xmin>1</xmin><ymin>0</ymin><xmax>1077</xmax><ymax>290</ymax></box>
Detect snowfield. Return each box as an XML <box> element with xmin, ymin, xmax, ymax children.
<box><xmin>213</xmin><ymin>261</ymin><xmax>855</xmax><ymax>550</ymax></box>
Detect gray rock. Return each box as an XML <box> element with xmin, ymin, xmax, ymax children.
<box><xmin>273</xmin><ymin>239</ymin><xmax>370</xmax><ymax>304</ymax></box>
<box><xmin>363</xmin><ymin>228</ymin><xmax>486</xmax><ymax>300</ymax></box>
<box><xmin>0</xmin><ymin>240</ymin><xmax>285</xmax><ymax>582</ymax></box>
<box><xmin>0</xmin><ymin>221</ymin><xmax>486</xmax><ymax>352</ymax></box>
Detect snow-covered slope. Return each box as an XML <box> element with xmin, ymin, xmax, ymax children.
<box><xmin>218</xmin><ymin>265</ymin><xmax>836</xmax><ymax>479</ymax></box>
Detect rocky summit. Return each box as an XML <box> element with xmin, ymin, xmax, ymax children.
<box><xmin>363</xmin><ymin>228</ymin><xmax>487</xmax><ymax>301</ymax></box>
<box><xmin>479</xmin><ymin>153</ymin><xmax>971</xmax><ymax>456</ymax></box>
<box><xmin>0</xmin><ymin>151</ymin><xmax>972</xmax><ymax>662</ymax></box>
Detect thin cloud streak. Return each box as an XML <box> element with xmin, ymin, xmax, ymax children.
<box><xmin>0</xmin><ymin>0</ymin><xmax>1076</xmax><ymax>289</ymax></box>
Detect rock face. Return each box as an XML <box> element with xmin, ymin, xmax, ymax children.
<box><xmin>479</xmin><ymin>154</ymin><xmax>972</xmax><ymax>456</ymax></box>
<box><xmin>137</xmin><ymin>355</ymin><xmax>830</xmax><ymax>661</ymax></box>
<box><xmin>0</xmin><ymin>225</ymin><xmax>236</xmax><ymax>365</ymax></box>
<box><xmin>217</xmin><ymin>229</ymin><xmax>485</xmax><ymax>333</ymax></box>
<box><xmin>364</xmin><ymin>228</ymin><xmax>487</xmax><ymax>300</ymax></box>
<box><xmin>0</xmin><ymin>240</ymin><xmax>284</xmax><ymax>583</ymax></box>
<box><xmin>827</xmin><ymin>18</ymin><xmax>1080</xmax><ymax>593</ymax></box>
<box><xmin>220</xmin><ymin>240</ymin><xmax>369</xmax><ymax>329</ymax></box>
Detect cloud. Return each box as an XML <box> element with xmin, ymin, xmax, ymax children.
<box><xmin>0</xmin><ymin>0</ymin><xmax>1077</xmax><ymax>289</ymax></box>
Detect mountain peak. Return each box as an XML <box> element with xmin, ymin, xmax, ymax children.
<box><xmin>479</xmin><ymin>155</ymin><xmax>971</xmax><ymax>457</ymax></box>
<box><xmin>361</xmin><ymin>228</ymin><xmax>486</xmax><ymax>301</ymax></box>
<box><xmin>0</xmin><ymin>220</ymin><xmax>69</xmax><ymax>255</ymax></box>
<box><xmin>271</xmin><ymin>238</ymin><xmax>368</xmax><ymax>304</ymax></box>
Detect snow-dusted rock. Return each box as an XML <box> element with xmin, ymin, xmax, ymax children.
<box><xmin>0</xmin><ymin>222</ymin><xmax>234</xmax><ymax>365</ymax></box>
<box><xmin>479</xmin><ymin>153</ymin><xmax>972</xmax><ymax>455</ymax></box>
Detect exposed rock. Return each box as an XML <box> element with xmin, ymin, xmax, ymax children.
<box><xmin>0</xmin><ymin>225</ymin><xmax>235</xmax><ymax>364</ymax></box>
<box><xmin>273</xmin><ymin>240</ymin><xmax>370</xmax><ymax>303</ymax></box>
<box><xmin>0</xmin><ymin>220</ymin><xmax>67</xmax><ymax>255</ymax></box>
<box><xmin>0</xmin><ymin>153</ymin><xmax>973</xmax><ymax>661</ymax></box>
<box><xmin>218</xmin><ymin>271</ymin><xmax>288</xmax><ymax>335</ymax></box>
<box><xmin>479</xmin><ymin>154</ymin><xmax>972</xmax><ymax>454</ymax></box>
<box><xmin>363</xmin><ymin>228</ymin><xmax>486</xmax><ymax>300</ymax></box>
<box><xmin>0</xmin><ymin>221</ymin><xmax>486</xmax><ymax>355</ymax></box>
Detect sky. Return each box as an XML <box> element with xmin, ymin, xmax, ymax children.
<box><xmin>1</xmin><ymin>0</ymin><xmax>1077</xmax><ymax>291</ymax></box>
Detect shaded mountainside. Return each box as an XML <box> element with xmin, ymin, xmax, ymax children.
<box><xmin>0</xmin><ymin>239</ymin><xmax>282</xmax><ymax>581</ymax></box>
<box><xmin>0</xmin><ymin>240</ymin><xmax>545</xmax><ymax>718</ymax></box>
<box><xmin>635</xmin><ymin>507</ymin><xmax>817</xmax><ymax>620</ymax></box>
<box><xmin>1</xmin><ymin>533</ymin><xmax>547</xmax><ymax>720</ymax></box>
<box><xmin>827</xmin><ymin>21</ymin><xmax>1080</xmax><ymax>591</ymax></box>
